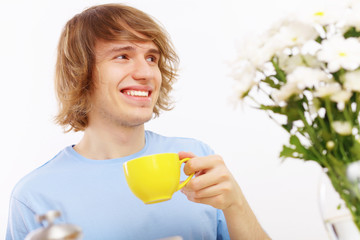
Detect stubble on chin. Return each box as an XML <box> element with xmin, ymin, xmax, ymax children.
<box><xmin>97</xmin><ymin>108</ymin><xmax>154</xmax><ymax>129</ymax></box>
<box><xmin>116</xmin><ymin>114</ymin><xmax>153</xmax><ymax>128</ymax></box>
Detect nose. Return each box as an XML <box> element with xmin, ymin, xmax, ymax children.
<box><xmin>131</xmin><ymin>59</ymin><xmax>154</xmax><ymax>81</ymax></box>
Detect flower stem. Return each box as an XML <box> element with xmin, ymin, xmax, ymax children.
<box><xmin>354</xmin><ymin>93</ymin><xmax>360</xmax><ymax>131</ymax></box>
<box><xmin>317</xmin><ymin>115</ymin><xmax>329</xmax><ymax>133</ymax></box>
<box><xmin>343</xmin><ymin>103</ymin><xmax>353</xmax><ymax>123</ymax></box>
<box><xmin>338</xmin><ymin>137</ymin><xmax>351</xmax><ymax>163</ymax></box>
<box><xmin>325</xmin><ymin>98</ymin><xmax>335</xmax><ymax>135</ymax></box>
<box><xmin>298</xmin><ymin>109</ymin><xmax>323</xmax><ymax>149</ymax></box>
<box><xmin>325</xmin><ymin>164</ymin><xmax>360</xmax><ymax>232</ymax></box>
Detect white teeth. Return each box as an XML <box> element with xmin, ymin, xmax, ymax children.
<box><xmin>125</xmin><ymin>90</ymin><xmax>149</xmax><ymax>97</ymax></box>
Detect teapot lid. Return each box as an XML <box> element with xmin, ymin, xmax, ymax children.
<box><xmin>25</xmin><ymin>210</ymin><xmax>82</xmax><ymax>240</ymax></box>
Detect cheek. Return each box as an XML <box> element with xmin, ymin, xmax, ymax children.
<box><xmin>155</xmin><ymin>70</ymin><xmax>162</xmax><ymax>88</ymax></box>
<box><xmin>96</xmin><ymin>62</ymin><xmax>125</xmax><ymax>84</ymax></box>
<box><xmin>154</xmin><ymin>74</ymin><xmax>163</xmax><ymax>99</ymax></box>
<box><xmin>90</xmin><ymin>74</ymin><xmax>116</xmax><ymax>105</ymax></box>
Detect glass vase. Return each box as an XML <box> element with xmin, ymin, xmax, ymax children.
<box><xmin>318</xmin><ymin>170</ymin><xmax>360</xmax><ymax>240</ymax></box>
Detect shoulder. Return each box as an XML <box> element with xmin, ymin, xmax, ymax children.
<box><xmin>145</xmin><ymin>130</ymin><xmax>215</xmax><ymax>156</ymax></box>
<box><xmin>10</xmin><ymin>147</ymin><xmax>69</xmax><ymax>201</ymax></box>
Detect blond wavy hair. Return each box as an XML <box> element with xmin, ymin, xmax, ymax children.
<box><xmin>55</xmin><ymin>3</ymin><xmax>179</xmax><ymax>132</ymax></box>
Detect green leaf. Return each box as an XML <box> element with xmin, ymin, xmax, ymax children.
<box><xmin>240</xmin><ymin>88</ymin><xmax>251</xmax><ymax>99</ymax></box>
<box><xmin>279</xmin><ymin>135</ymin><xmax>306</xmax><ymax>160</ymax></box>
<box><xmin>263</xmin><ymin>77</ymin><xmax>281</xmax><ymax>89</ymax></box>
<box><xmin>280</xmin><ymin>135</ymin><xmax>320</xmax><ymax>162</ymax></box>
<box><xmin>332</xmin><ymin>68</ymin><xmax>346</xmax><ymax>83</ymax></box>
<box><xmin>285</xmin><ymin>99</ymin><xmax>303</xmax><ymax>122</ymax></box>
<box><xmin>259</xmin><ymin>105</ymin><xmax>282</xmax><ymax>114</ymax></box>
<box><xmin>271</xmin><ymin>57</ymin><xmax>287</xmax><ymax>83</ymax></box>
<box><xmin>344</xmin><ymin>27</ymin><xmax>360</xmax><ymax>38</ymax></box>
<box><xmin>280</xmin><ymin>145</ymin><xmax>297</xmax><ymax>159</ymax></box>
<box><xmin>289</xmin><ymin>135</ymin><xmax>308</xmax><ymax>155</ymax></box>
<box><xmin>307</xmin><ymin>146</ymin><xmax>321</xmax><ymax>162</ymax></box>
<box><xmin>282</xmin><ymin>123</ymin><xmax>293</xmax><ymax>132</ymax></box>
<box><xmin>315</xmin><ymin>36</ymin><xmax>323</xmax><ymax>43</ymax></box>
<box><xmin>319</xmin><ymin>129</ymin><xmax>332</xmax><ymax>142</ymax></box>
<box><xmin>350</xmin><ymin>140</ymin><xmax>360</xmax><ymax>161</ymax></box>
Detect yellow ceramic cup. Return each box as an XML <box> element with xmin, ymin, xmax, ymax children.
<box><xmin>123</xmin><ymin>153</ymin><xmax>194</xmax><ymax>204</ymax></box>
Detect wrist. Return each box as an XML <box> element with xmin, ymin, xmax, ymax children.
<box><xmin>222</xmin><ymin>198</ymin><xmax>270</xmax><ymax>239</ymax></box>
<box><xmin>222</xmin><ymin>197</ymin><xmax>249</xmax><ymax>221</ymax></box>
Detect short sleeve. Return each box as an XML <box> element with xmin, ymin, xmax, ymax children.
<box><xmin>217</xmin><ymin>209</ymin><xmax>230</xmax><ymax>240</ymax></box>
<box><xmin>6</xmin><ymin>197</ymin><xmax>40</xmax><ymax>240</ymax></box>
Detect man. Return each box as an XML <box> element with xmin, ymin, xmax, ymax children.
<box><xmin>6</xmin><ymin>4</ymin><xmax>269</xmax><ymax>240</ymax></box>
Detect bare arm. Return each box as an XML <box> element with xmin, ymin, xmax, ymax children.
<box><xmin>179</xmin><ymin>152</ymin><xmax>270</xmax><ymax>240</ymax></box>
<box><xmin>222</xmin><ymin>194</ymin><xmax>270</xmax><ymax>239</ymax></box>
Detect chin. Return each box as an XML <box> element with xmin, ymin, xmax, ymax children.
<box><xmin>126</xmin><ymin>113</ymin><xmax>154</xmax><ymax>127</ymax></box>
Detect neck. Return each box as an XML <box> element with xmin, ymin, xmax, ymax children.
<box><xmin>74</xmin><ymin>123</ymin><xmax>146</xmax><ymax>160</ymax></box>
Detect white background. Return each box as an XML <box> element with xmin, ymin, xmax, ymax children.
<box><xmin>0</xmin><ymin>0</ymin><xmax>334</xmax><ymax>239</ymax></box>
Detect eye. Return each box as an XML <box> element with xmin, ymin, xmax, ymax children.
<box><xmin>146</xmin><ymin>56</ymin><xmax>157</xmax><ymax>63</ymax></box>
<box><xmin>116</xmin><ymin>55</ymin><xmax>128</xmax><ymax>60</ymax></box>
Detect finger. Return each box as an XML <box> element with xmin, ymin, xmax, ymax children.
<box><xmin>183</xmin><ymin>155</ymin><xmax>224</xmax><ymax>176</ymax></box>
<box><xmin>179</xmin><ymin>152</ymin><xmax>197</xmax><ymax>176</ymax></box>
<box><xmin>181</xmin><ymin>186</ymin><xmax>229</xmax><ymax>210</ymax></box>
<box><xmin>178</xmin><ymin>151</ymin><xmax>196</xmax><ymax>160</ymax></box>
<box><xmin>187</xmin><ymin>193</ymin><xmax>230</xmax><ymax>210</ymax></box>
<box><xmin>183</xmin><ymin>169</ymin><xmax>224</xmax><ymax>191</ymax></box>
<box><xmin>187</xmin><ymin>181</ymin><xmax>232</xmax><ymax>199</ymax></box>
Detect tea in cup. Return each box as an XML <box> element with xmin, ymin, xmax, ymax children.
<box><xmin>123</xmin><ymin>153</ymin><xmax>193</xmax><ymax>204</ymax></box>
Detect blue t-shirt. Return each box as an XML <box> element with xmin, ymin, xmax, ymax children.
<box><xmin>6</xmin><ymin>131</ymin><xmax>230</xmax><ymax>240</ymax></box>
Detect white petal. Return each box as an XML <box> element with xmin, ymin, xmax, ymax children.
<box><xmin>332</xmin><ymin>121</ymin><xmax>352</xmax><ymax>135</ymax></box>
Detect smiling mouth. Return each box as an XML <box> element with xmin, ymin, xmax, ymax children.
<box><xmin>121</xmin><ymin>90</ymin><xmax>151</xmax><ymax>97</ymax></box>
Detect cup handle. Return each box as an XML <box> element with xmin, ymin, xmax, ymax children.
<box><xmin>177</xmin><ymin>157</ymin><xmax>194</xmax><ymax>191</ymax></box>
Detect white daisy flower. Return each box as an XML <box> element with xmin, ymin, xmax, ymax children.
<box><xmin>332</xmin><ymin>121</ymin><xmax>353</xmax><ymax>135</ymax></box>
<box><xmin>300</xmin><ymin>1</ymin><xmax>348</xmax><ymax>25</ymax></box>
<box><xmin>278</xmin><ymin>53</ymin><xmax>303</xmax><ymax>74</ymax></box>
<box><xmin>272</xmin><ymin>20</ymin><xmax>318</xmax><ymax>49</ymax></box>
<box><xmin>287</xmin><ymin>66</ymin><xmax>329</xmax><ymax>89</ymax></box>
<box><xmin>232</xmin><ymin>60</ymin><xmax>257</xmax><ymax>99</ymax></box>
<box><xmin>271</xmin><ymin>82</ymin><xmax>302</xmax><ymax>103</ymax></box>
<box><xmin>345</xmin><ymin>2</ymin><xmax>360</xmax><ymax>31</ymax></box>
<box><xmin>330</xmin><ymin>90</ymin><xmax>352</xmax><ymax>103</ymax></box>
<box><xmin>317</xmin><ymin>35</ymin><xmax>360</xmax><ymax>72</ymax></box>
<box><xmin>271</xmin><ymin>66</ymin><xmax>328</xmax><ymax>103</ymax></box>
<box><xmin>234</xmin><ymin>35</ymin><xmax>270</xmax><ymax>68</ymax></box>
<box><xmin>344</xmin><ymin>70</ymin><xmax>360</xmax><ymax>92</ymax></box>
<box><xmin>259</xmin><ymin>18</ymin><xmax>316</xmax><ymax>62</ymax></box>
<box><xmin>301</xmin><ymin>40</ymin><xmax>322</xmax><ymax>56</ymax></box>
<box><xmin>314</xmin><ymin>82</ymin><xmax>342</xmax><ymax>98</ymax></box>
<box><xmin>279</xmin><ymin>53</ymin><xmax>324</xmax><ymax>73</ymax></box>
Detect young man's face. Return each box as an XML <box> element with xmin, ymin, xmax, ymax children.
<box><xmin>89</xmin><ymin>39</ymin><xmax>162</xmax><ymax>128</ymax></box>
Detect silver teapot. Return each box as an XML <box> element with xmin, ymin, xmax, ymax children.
<box><xmin>25</xmin><ymin>210</ymin><xmax>82</xmax><ymax>240</ymax></box>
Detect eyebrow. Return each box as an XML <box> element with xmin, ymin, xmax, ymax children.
<box><xmin>109</xmin><ymin>46</ymin><xmax>134</xmax><ymax>54</ymax></box>
<box><xmin>147</xmin><ymin>48</ymin><xmax>161</xmax><ymax>55</ymax></box>
<box><xmin>105</xmin><ymin>46</ymin><xmax>160</xmax><ymax>56</ymax></box>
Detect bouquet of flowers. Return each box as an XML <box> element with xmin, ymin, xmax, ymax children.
<box><xmin>232</xmin><ymin>1</ymin><xmax>360</xmax><ymax>230</ymax></box>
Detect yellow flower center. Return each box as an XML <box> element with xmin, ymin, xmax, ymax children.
<box><xmin>314</xmin><ymin>11</ymin><xmax>324</xmax><ymax>16</ymax></box>
<box><xmin>292</xmin><ymin>37</ymin><xmax>298</xmax><ymax>42</ymax></box>
<box><xmin>339</xmin><ymin>52</ymin><xmax>347</xmax><ymax>57</ymax></box>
